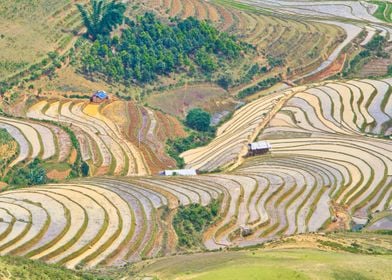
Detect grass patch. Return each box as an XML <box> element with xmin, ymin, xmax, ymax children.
<box><xmin>0</xmin><ymin>254</ymin><xmax>107</xmax><ymax>280</ymax></box>
<box><xmin>135</xmin><ymin>248</ymin><xmax>392</xmax><ymax>280</ymax></box>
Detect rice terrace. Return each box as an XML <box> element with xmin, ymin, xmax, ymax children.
<box><xmin>0</xmin><ymin>0</ymin><xmax>391</xmax><ymax>279</ymax></box>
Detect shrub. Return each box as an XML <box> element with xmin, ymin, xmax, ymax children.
<box><xmin>4</xmin><ymin>159</ymin><xmax>48</xmax><ymax>187</ymax></box>
<box><xmin>185</xmin><ymin>108</ymin><xmax>211</xmax><ymax>132</ymax></box>
<box><xmin>237</xmin><ymin>76</ymin><xmax>282</xmax><ymax>98</ymax></box>
<box><xmin>173</xmin><ymin>201</ymin><xmax>220</xmax><ymax>248</ymax></box>
<box><xmin>166</xmin><ymin>131</ymin><xmax>215</xmax><ymax>168</ymax></box>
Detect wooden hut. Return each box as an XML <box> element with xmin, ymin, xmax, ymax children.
<box><xmin>247</xmin><ymin>141</ymin><xmax>271</xmax><ymax>156</ymax></box>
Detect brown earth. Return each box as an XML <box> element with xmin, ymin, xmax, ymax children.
<box><xmin>303</xmin><ymin>53</ymin><xmax>346</xmax><ymax>83</ymax></box>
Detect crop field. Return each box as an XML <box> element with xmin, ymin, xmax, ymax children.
<box><xmin>22</xmin><ymin>99</ymin><xmax>185</xmax><ymax>176</ymax></box>
<box><xmin>137</xmin><ymin>0</ymin><xmax>345</xmax><ymax>81</ymax></box>
<box><xmin>0</xmin><ymin>115</ymin><xmax>73</xmax><ymax>178</ymax></box>
<box><xmin>0</xmin><ymin>98</ymin><xmax>185</xmax><ymax>179</ymax></box>
<box><xmin>1</xmin><ymin>1</ymin><xmax>392</xmax><ymax>276</ymax></box>
<box><xmin>0</xmin><ymin>78</ymin><xmax>390</xmax><ymax>269</ymax></box>
<box><xmin>246</xmin><ymin>0</ymin><xmax>387</xmax><ymax>26</ymax></box>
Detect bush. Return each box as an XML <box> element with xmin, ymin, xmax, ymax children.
<box><xmin>4</xmin><ymin>159</ymin><xmax>48</xmax><ymax>187</ymax></box>
<box><xmin>387</xmin><ymin>65</ymin><xmax>392</xmax><ymax>75</ymax></box>
<box><xmin>185</xmin><ymin>108</ymin><xmax>211</xmax><ymax>132</ymax></box>
<box><xmin>166</xmin><ymin>131</ymin><xmax>215</xmax><ymax>168</ymax></box>
<box><xmin>365</xmin><ymin>34</ymin><xmax>385</xmax><ymax>51</ymax></box>
<box><xmin>217</xmin><ymin>74</ymin><xmax>233</xmax><ymax>90</ymax></box>
<box><xmin>173</xmin><ymin>201</ymin><xmax>220</xmax><ymax>248</ymax></box>
<box><xmin>237</xmin><ymin>76</ymin><xmax>282</xmax><ymax>98</ymax></box>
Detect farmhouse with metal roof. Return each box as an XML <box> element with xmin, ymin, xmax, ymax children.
<box><xmin>90</xmin><ymin>90</ymin><xmax>109</xmax><ymax>103</ymax></box>
<box><xmin>247</xmin><ymin>141</ymin><xmax>271</xmax><ymax>156</ymax></box>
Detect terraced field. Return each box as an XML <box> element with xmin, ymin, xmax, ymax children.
<box><xmin>136</xmin><ymin>0</ymin><xmax>345</xmax><ymax>81</ymax></box>
<box><xmin>0</xmin><ymin>177</ymin><xmax>222</xmax><ymax>268</ymax></box>
<box><xmin>26</xmin><ymin>99</ymin><xmax>186</xmax><ymax>176</ymax></box>
<box><xmin>0</xmin><ymin>79</ymin><xmax>390</xmax><ymax>269</ymax></box>
<box><xmin>0</xmin><ymin>115</ymin><xmax>73</xmax><ymax>177</ymax></box>
<box><xmin>0</xmin><ymin>99</ymin><xmax>185</xmax><ymax>178</ymax></box>
<box><xmin>247</xmin><ymin>0</ymin><xmax>392</xmax><ymax>36</ymax></box>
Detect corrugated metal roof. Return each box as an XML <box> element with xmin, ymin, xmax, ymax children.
<box><xmin>163</xmin><ymin>169</ymin><xmax>197</xmax><ymax>176</ymax></box>
<box><xmin>94</xmin><ymin>90</ymin><xmax>108</xmax><ymax>99</ymax></box>
<box><xmin>249</xmin><ymin>141</ymin><xmax>271</xmax><ymax>150</ymax></box>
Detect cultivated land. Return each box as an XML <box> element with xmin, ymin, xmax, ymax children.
<box><xmin>0</xmin><ymin>98</ymin><xmax>185</xmax><ymax>178</ymax></box>
<box><xmin>0</xmin><ymin>0</ymin><xmax>392</xmax><ymax>279</ymax></box>
<box><xmin>0</xmin><ymin>78</ymin><xmax>390</xmax><ymax>271</ymax></box>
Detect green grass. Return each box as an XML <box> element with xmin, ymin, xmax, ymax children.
<box><xmin>0</xmin><ymin>254</ymin><xmax>107</xmax><ymax>280</ymax></box>
<box><xmin>135</xmin><ymin>248</ymin><xmax>392</xmax><ymax>280</ymax></box>
<box><xmin>371</xmin><ymin>1</ymin><xmax>392</xmax><ymax>23</ymax></box>
<box><xmin>190</xmin><ymin>264</ymin><xmax>307</xmax><ymax>280</ymax></box>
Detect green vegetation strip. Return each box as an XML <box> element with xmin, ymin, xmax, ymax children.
<box><xmin>173</xmin><ymin>201</ymin><xmax>220</xmax><ymax>249</ymax></box>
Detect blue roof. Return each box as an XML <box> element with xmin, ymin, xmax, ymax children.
<box><xmin>94</xmin><ymin>90</ymin><xmax>108</xmax><ymax>99</ymax></box>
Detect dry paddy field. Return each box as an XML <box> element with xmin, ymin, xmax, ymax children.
<box><xmin>0</xmin><ymin>78</ymin><xmax>390</xmax><ymax>269</ymax></box>
<box><xmin>0</xmin><ymin>99</ymin><xmax>185</xmax><ymax>177</ymax></box>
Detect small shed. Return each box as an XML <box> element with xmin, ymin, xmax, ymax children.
<box><xmin>90</xmin><ymin>90</ymin><xmax>109</xmax><ymax>103</ymax></box>
<box><xmin>247</xmin><ymin>141</ymin><xmax>271</xmax><ymax>156</ymax></box>
<box><xmin>160</xmin><ymin>169</ymin><xmax>197</xmax><ymax>176</ymax></box>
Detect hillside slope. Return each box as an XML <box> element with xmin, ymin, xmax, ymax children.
<box><xmin>0</xmin><ymin>78</ymin><xmax>389</xmax><ymax>269</ymax></box>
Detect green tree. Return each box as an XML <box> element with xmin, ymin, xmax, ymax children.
<box><xmin>26</xmin><ymin>159</ymin><xmax>48</xmax><ymax>185</ymax></box>
<box><xmin>185</xmin><ymin>108</ymin><xmax>211</xmax><ymax>132</ymax></box>
<box><xmin>4</xmin><ymin>159</ymin><xmax>48</xmax><ymax>187</ymax></box>
<box><xmin>388</xmin><ymin>65</ymin><xmax>392</xmax><ymax>75</ymax></box>
<box><xmin>77</xmin><ymin>0</ymin><xmax>126</xmax><ymax>40</ymax></box>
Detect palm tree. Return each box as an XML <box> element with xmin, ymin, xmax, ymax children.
<box><xmin>77</xmin><ymin>0</ymin><xmax>126</xmax><ymax>40</ymax></box>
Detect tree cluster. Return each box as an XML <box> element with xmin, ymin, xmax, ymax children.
<box><xmin>4</xmin><ymin>159</ymin><xmax>48</xmax><ymax>187</ymax></box>
<box><xmin>237</xmin><ymin>75</ymin><xmax>282</xmax><ymax>98</ymax></box>
<box><xmin>173</xmin><ymin>201</ymin><xmax>220</xmax><ymax>248</ymax></box>
<box><xmin>80</xmin><ymin>13</ymin><xmax>243</xmax><ymax>84</ymax></box>
<box><xmin>185</xmin><ymin>108</ymin><xmax>211</xmax><ymax>132</ymax></box>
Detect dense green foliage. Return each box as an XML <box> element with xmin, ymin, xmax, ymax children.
<box><xmin>173</xmin><ymin>201</ymin><xmax>220</xmax><ymax>248</ymax></box>
<box><xmin>343</xmin><ymin>34</ymin><xmax>388</xmax><ymax>77</ymax></box>
<box><xmin>77</xmin><ymin>0</ymin><xmax>126</xmax><ymax>40</ymax></box>
<box><xmin>237</xmin><ymin>75</ymin><xmax>282</xmax><ymax>98</ymax></box>
<box><xmin>0</xmin><ymin>255</ymin><xmax>108</xmax><ymax>280</ymax></box>
<box><xmin>185</xmin><ymin>108</ymin><xmax>211</xmax><ymax>132</ymax></box>
<box><xmin>166</xmin><ymin>131</ymin><xmax>215</xmax><ymax>168</ymax></box>
<box><xmin>4</xmin><ymin>159</ymin><xmax>48</xmax><ymax>187</ymax></box>
<box><xmin>365</xmin><ymin>34</ymin><xmax>387</xmax><ymax>53</ymax></box>
<box><xmin>388</xmin><ymin>65</ymin><xmax>392</xmax><ymax>75</ymax></box>
<box><xmin>80</xmin><ymin>13</ymin><xmax>243</xmax><ymax>84</ymax></box>
<box><xmin>371</xmin><ymin>1</ymin><xmax>392</xmax><ymax>23</ymax></box>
